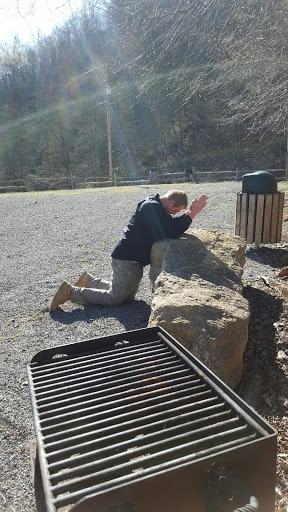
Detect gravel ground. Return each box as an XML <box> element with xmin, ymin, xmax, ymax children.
<box><xmin>0</xmin><ymin>181</ymin><xmax>285</xmax><ymax>512</ymax></box>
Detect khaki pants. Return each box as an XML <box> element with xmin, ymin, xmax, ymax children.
<box><xmin>70</xmin><ymin>258</ymin><xmax>144</xmax><ymax>306</ymax></box>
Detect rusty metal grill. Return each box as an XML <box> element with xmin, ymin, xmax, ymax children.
<box><xmin>27</xmin><ymin>327</ymin><xmax>277</xmax><ymax>512</ymax></box>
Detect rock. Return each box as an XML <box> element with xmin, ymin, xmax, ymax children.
<box><xmin>269</xmin><ymin>277</ymin><xmax>288</xmax><ymax>298</ymax></box>
<box><xmin>148</xmin><ymin>229</ymin><xmax>249</xmax><ymax>388</ymax></box>
<box><xmin>276</xmin><ymin>266</ymin><xmax>288</xmax><ymax>278</ymax></box>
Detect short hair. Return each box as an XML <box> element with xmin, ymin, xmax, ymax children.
<box><xmin>165</xmin><ymin>190</ymin><xmax>188</xmax><ymax>208</ymax></box>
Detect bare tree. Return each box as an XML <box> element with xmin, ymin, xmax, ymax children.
<box><xmin>106</xmin><ymin>0</ymin><xmax>288</xmax><ymax>139</ymax></box>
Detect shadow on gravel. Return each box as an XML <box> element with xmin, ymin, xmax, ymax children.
<box><xmin>237</xmin><ymin>285</ymin><xmax>286</xmax><ymax>414</ymax></box>
<box><xmin>51</xmin><ymin>300</ymin><xmax>151</xmax><ymax>331</ymax></box>
<box><xmin>245</xmin><ymin>246</ymin><xmax>288</xmax><ymax>268</ymax></box>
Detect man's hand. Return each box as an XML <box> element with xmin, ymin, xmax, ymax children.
<box><xmin>186</xmin><ymin>194</ymin><xmax>208</xmax><ymax>220</ymax></box>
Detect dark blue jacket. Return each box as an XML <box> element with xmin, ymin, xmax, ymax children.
<box><xmin>111</xmin><ymin>194</ymin><xmax>192</xmax><ymax>265</ymax></box>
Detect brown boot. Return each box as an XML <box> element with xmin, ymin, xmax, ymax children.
<box><xmin>74</xmin><ymin>271</ymin><xmax>89</xmax><ymax>287</ymax></box>
<box><xmin>49</xmin><ymin>281</ymin><xmax>72</xmax><ymax>312</ymax></box>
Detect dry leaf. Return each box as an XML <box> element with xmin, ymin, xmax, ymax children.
<box><xmin>257</xmin><ymin>275</ymin><xmax>270</xmax><ymax>285</ymax></box>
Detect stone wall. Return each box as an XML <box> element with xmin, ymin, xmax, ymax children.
<box><xmin>148</xmin><ymin>229</ymin><xmax>249</xmax><ymax>388</ymax></box>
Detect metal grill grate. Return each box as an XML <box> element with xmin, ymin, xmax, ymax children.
<box><xmin>27</xmin><ymin>327</ymin><xmax>277</xmax><ymax>512</ymax></box>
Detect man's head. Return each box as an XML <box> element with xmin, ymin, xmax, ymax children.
<box><xmin>160</xmin><ymin>190</ymin><xmax>188</xmax><ymax>215</ymax></box>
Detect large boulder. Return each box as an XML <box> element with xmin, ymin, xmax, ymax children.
<box><xmin>148</xmin><ymin>229</ymin><xmax>249</xmax><ymax>388</ymax></box>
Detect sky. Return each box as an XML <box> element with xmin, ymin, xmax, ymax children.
<box><xmin>0</xmin><ymin>0</ymin><xmax>83</xmax><ymax>45</ymax></box>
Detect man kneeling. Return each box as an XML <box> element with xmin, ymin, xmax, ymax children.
<box><xmin>50</xmin><ymin>190</ymin><xmax>208</xmax><ymax>312</ymax></box>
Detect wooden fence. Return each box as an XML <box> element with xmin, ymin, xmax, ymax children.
<box><xmin>0</xmin><ymin>168</ymin><xmax>286</xmax><ymax>193</ymax></box>
<box><xmin>157</xmin><ymin>168</ymin><xmax>286</xmax><ymax>184</ymax></box>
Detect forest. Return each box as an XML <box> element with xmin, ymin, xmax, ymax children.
<box><xmin>0</xmin><ymin>0</ymin><xmax>287</xmax><ymax>190</ymax></box>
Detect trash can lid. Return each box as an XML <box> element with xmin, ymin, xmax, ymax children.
<box><xmin>242</xmin><ymin>171</ymin><xmax>277</xmax><ymax>194</ymax></box>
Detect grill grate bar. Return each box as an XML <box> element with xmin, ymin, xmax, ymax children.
<box><xmin>37</xmin><ymin>373</ymin><xmax>197</xmax><ymax>416</ymax></box>
<box><xmin>50</xmin><ymin>417</ymin><xmax>245</xmax><ymax>484</ymax></box>
<box><xmin>44</xmin><ymin>394</ymin><xmax>220</xmax><ymax>448</ymax></box>
<box><xmin>52</xmin><ymin>432</ymin><xmax>257</xmax><ymax>509</ymax></box>
<box><xmin>32</xmin><ymin>345</ymin><xmax>174</xmax><ymax>387</ymax></box>
<box><xmin>42</xmin><ymin>388</ymin><xmax>215</xmax><ymax>440</ymax></box>
<box><xmin>51</xmin><ymin>426</ymin><xmax>256</xmax><ymax>501</ymax></box>
<box><xmin>40</xmin><ymin>381</ymin><xmax>208</xmax><ymax>428</ymax></box>
<box><xmin>48</xmin><ymin>409</ymin><xmax>235</xmax><ymax>473</ymax></box>
<box><xmin>45</xmin><ymin>398</ymin><xmax>223</xmax><ymax>456</ymax></box>
<box><xmin>41</xmin><ymin>382</ymin><xmax>209</xmax><ymax>434</ymax></box>
<box><xmin>31</xmin><ymin>340</ymin><xmax>163</xmax><ymax>376</ymax></box>
<box><xmin>39</xmin><ymin>375</ymin><xmax>203</xmax><ymax>419</ymax></box>
<box><xmin>36</xmin><ymin>373</ymin><xmax>196</xmax><ymax>414</ymax></box>
<box><xmin>35</xmin><ymin>363</ymin><xmax>193</xmax><ymax>402</ymax></box>
<box><xmin>33</xmin><ymin>352</ymin><xmax>180</xmax><ymax>392</ymax></box>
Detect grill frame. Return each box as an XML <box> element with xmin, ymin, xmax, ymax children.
<box><xmin>27</xmin><ymin>326</ymin><xmax>277</xmax><ymax>512</ymax></box>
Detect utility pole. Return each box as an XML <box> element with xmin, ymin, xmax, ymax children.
<box><xmin>106</xmin><ymin>65</ymin><xmax>113</xmax><ymax>183</ymax></box>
